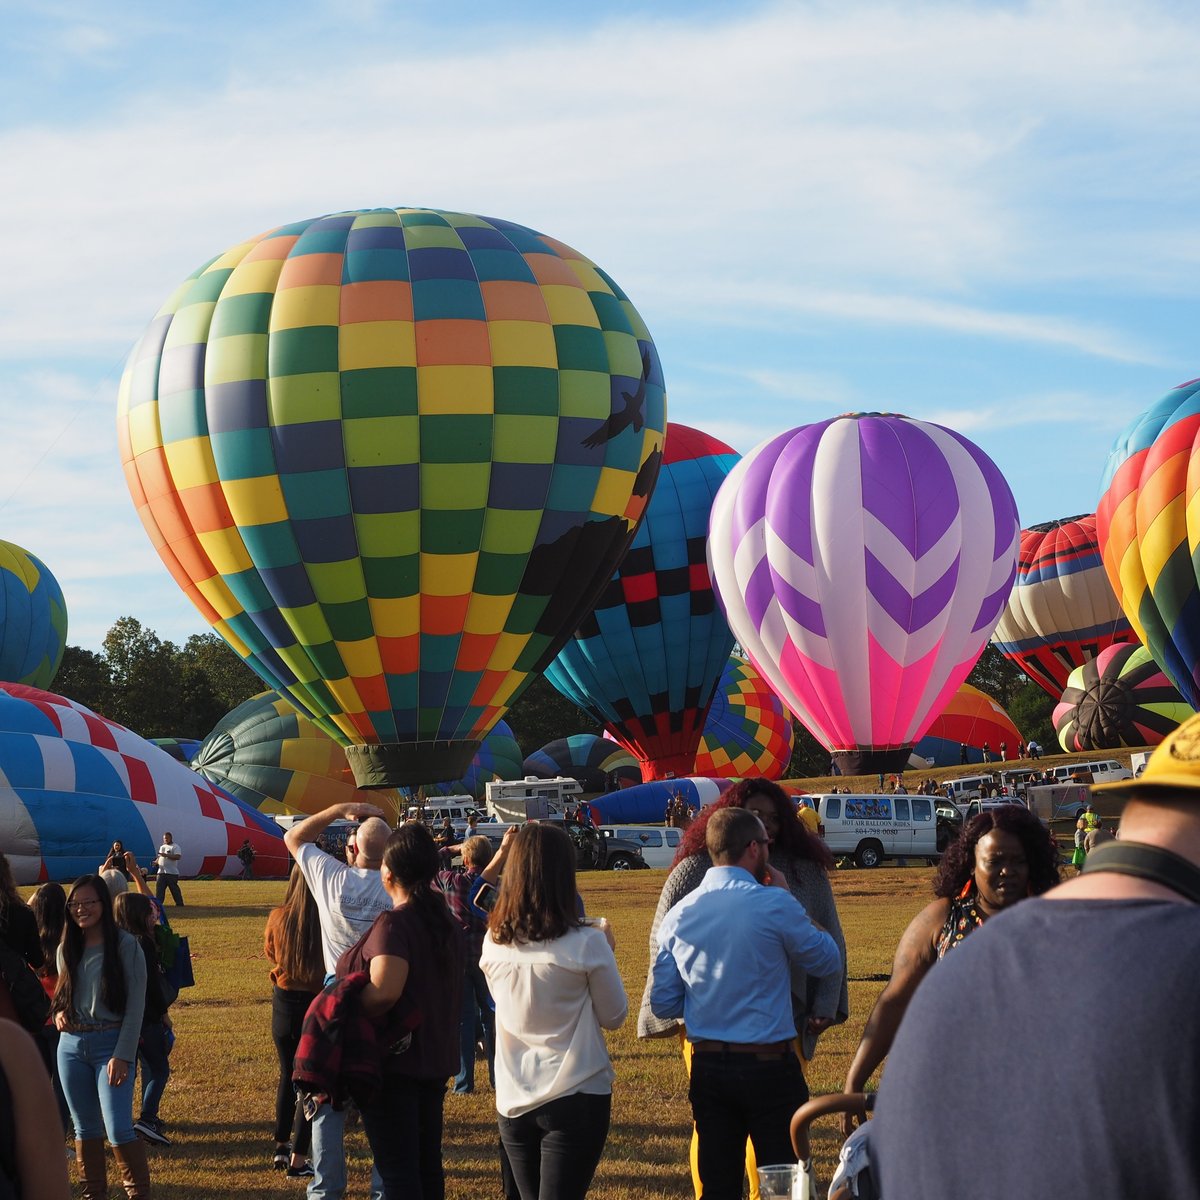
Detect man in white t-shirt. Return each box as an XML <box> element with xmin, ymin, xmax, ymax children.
<box><xmin>155</xmin><ymin>832</ymin><xmax>184</xmax><ymax>906</ymax></box>
<box><xmin>284</xmin><ymin>802</ymin><xmax>392</xmax><ymax>1200</ymax></box>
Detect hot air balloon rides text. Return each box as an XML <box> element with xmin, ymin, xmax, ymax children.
<box><xmin>118</xmin><ymin>208</ymin><xmax>666</xmax><ymax>788</ymax></box>
<box><xmin>708</xmin><ymin>413</ymin><xmax>1019</xmax><ymax>775</ymax></box>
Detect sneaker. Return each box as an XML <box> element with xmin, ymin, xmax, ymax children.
<box><xmin>134</xmin><ymin>1117</ymin><xmax>171</xmax><ymax>1147</ymax></box>
<box><xmin>286</xmin><ymin>1161</ymin><xmax>315</xmax><ymax>1178</ymax></box>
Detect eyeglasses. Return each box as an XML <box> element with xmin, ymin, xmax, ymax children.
<box><xmin>69</xmin><ymin>900</ymin><xmax>101</xmax><ymax>912</ymax></box>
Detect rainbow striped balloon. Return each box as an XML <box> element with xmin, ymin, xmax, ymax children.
<box><xmin>693</xmin><ymin>657</ymin><xmax>794</xmax><ymax>779</ymax></box>
<box><xmin>708</xmin><ymin>414</ymin><xmax>1019</xmax><ymax>775</ymax></box>
<box><xmin>1097</xmin><ymin>379</ymin><xmax>1200</xmax><ymax>710</ymax></box>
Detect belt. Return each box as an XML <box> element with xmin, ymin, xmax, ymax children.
<box><xmin>689</xmin><ymin>1039</ymin><xmax>794</xmax><ymax>1058</ymax></box>
<box><xmin>67</xmin><ymin>1020</ymin><xmax>123</xmax><ymax>1033</ymax></box>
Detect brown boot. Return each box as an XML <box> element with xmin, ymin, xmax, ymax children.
<box><xmin>75</xmin><ymin>1138</ymin><xmax>109</xmax><ymax>1200</ymax></box>
<box><xmin>112</xmin><ymin>1137</ymin><xmax>152</xmax><ymax>1199</ymax></box>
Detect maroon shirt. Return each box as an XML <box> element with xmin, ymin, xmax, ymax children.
<box><xmin>338</xmin><ymin>904</ymin><xmax>464</xmax><ymax>1079</ymax></box>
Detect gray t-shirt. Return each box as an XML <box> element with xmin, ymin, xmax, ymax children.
<box><xmin>57</xmin><ymin>929</ymin><xmax>147</xmax><ymax>1063</ymax></box>
<box><xmin>875</xmin><ymin>898</ymin><xmax>1200</xmax><ymax>1198</ymax></box>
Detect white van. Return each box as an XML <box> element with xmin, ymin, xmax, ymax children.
<box><xmin>1047</xmin><ymin>760</ymin><xmax>1132</xmax><ymax>784</ymax></box>
<box><xmin>943</xmin><ymin>775</ymin><xmax>995</xmax><ymax>805</ymax></box>
<box><xmin>404</xmin><ymin>797</ymin><xmax>485</xmax><ymax>834</ymax></box>
<box><xmin>598</xmin><ymin>825</ymin><xmax>683</xmax><ymax>869</ymax></box>
<box><xmin>808</xmin><ymin>794</ymin><xmax>938</xmax><ymax>867</ymax></box>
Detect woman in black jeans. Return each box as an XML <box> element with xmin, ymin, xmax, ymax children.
<box><xmin>338</xmin><ymin>822</ymin><xmax>463</xmax><ymax>1199</ymax></box>
<box><xmin>263</xmin><ymin>866</ymin><xmax>324</xmax><ymax>1176</ymax></box>
<box><xmin>480</xmin><ymin>823</ymin><xmax>628</xmax><ymax>1200</ymax></box>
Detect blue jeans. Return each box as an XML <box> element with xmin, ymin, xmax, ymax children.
<box><xmin>454</xmin><ymin>960</ymin><xmax>495</xmax><ymax>1093</ymax></box>
<box><xmin>138</xmin><ymin>1021</ymin><xmax>171</xmax><ymax>1122</ymax></box>
<box><xmin>308</xmin><ymin>1102</ymin><xmax>383</xmax><ymax>1200</ymax></box>
<box><xmin>58</xmin><ymin>1028</ymin><xmax>137</xmax><ymax>1145</ymax></box>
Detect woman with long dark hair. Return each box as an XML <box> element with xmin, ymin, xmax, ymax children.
<box><xmin>29</xmin><ymin>882</ymin><xmax>71</xmax><ymax>1135</ymax></box>
<box><xmin>336</xmin><ymin>822</ymin><xmax>463</xmax><ymax>1200</ymax></box>
<box><xmin>264</xmin><ymin>865</ymin><xmax>324</xmax><ymax>1175</ymax></box>
<box><xmin>53</xmin><ymin>874</ymin><xmax>149</xmax><ymax>1200</ymax></box>
<box><xmin>481</xmin><ymin>822</ymin><xmax>627</xmax><ymax>1200</ymax></box>
<box><xmin>840</xmin><ymin>804</ymin><xmax>1059</xmax><ymax>1130</ymax></box>
<box><xmin>0</xmin><ymin>852</ymin><xmax>41</xmax><ymax>970</ymax></box>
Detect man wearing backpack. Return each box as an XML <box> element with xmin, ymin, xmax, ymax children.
<box><xmin>875</xmin><ymin>715</ymin><xmax>1200</xmax><ymax>1197</ymax></box>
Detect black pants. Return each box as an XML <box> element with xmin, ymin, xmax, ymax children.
<box><xmin>155</xmin><ymin>874</ymin><xmax>184</xmax><ymax>905</ymax></box>
<box><xmin>271</xmin><ymin>986</ymin><xmax>317</xmax><ymax>1150</ymax></box>
<box><xmin>688</xmin><ymin>1052</ymin><xmax>807</xmax><ymax>1200</ymax></box>
<box><xmin>359</xmin><ymin>1074</ymin><xmax>447</xmax><ymax>1200</ymax></box>
<box><xmin>498</xmin><ymin>1091</ymin><xmax>612</xmax><ymax>1200</ymax></box>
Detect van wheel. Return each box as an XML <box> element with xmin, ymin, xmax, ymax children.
<box><xmin>855</xmin><ymin>841</ymin><xmax>884</xmax><ymax>869</ymax></box>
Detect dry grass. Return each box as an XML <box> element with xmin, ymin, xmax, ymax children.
<box><xmin>41</xmin><ymin>867</ymin><xmax>934</xmax><ymax>1199</ymax></box>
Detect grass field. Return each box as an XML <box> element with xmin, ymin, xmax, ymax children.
<box><xmin>42</xmin><ymin>867</ymin><xmax>935</xmax><ymax>1199</ymax></box>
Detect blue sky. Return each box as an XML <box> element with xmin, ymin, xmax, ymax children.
<box><xmin>2</xmin><ymin>0</ymin><xmax>1200</xmax><ymax>652</ymax></box>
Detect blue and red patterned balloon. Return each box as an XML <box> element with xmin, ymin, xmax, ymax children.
<box><xmin>545</xmin><ymin>425</ymin><xmax>739</xmax><ymax>781</ymax></box>
<box><xmin>708</xmin><ymin>413</ymin><xmax>1019</xmax><ymax>775</ymax></box>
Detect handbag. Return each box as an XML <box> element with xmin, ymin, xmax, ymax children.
<box><xmin>161</xmin><ymin>933</ymin><xmax>195</xmax><ymax>992</ymax></box>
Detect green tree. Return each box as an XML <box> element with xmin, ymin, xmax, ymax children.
<box><xmin>53</xmin><ymin>646</ymin><xmax>113</xmax><ymax>715</ymax></box>
<box><xmin>784</xmin><ymin>720</ymin><xmax>830</xmax><ymax>779</ymax></box>
<box><xmin>1008</xmin><ymin>681</ymin><xmax>1056</xmax><ymax>750</ymax></box>
<box><xmin>966</xmin><ymin>644</ymin><xmax>1026</xmax><ymax>710</ymax></box>
<box><xmin>505</xmin><ymin>675</ymin><xmax>600</xmax><ymax>756</ymax></box>
<box><xmin>101</xmin><ymin>617</ymin><xmax>182</xmax><ymax>738</ymax></box>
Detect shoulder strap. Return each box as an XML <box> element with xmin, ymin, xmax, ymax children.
<box><xmin>1081</xmin><ymin>841</ymin><xmax>1200</xmax><ymax>903</ymax></box>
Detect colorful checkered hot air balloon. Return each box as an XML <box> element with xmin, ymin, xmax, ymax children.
<box><xmin>914</xmin><ymin>682</ymin><xmax>1022</xmax><ymax>767</ymax></box>
<box><xmin>693</xmin><ymin>657</ymin><xmax>794</xmax><ymax>779</ymax></box>
<box><xmin>0</xmin><ymin>683</ymin><xmax>287</xmax><ymax>884</ymax></box>
<box><xmin>544</xmin><ymin>425</ymin><xmax>738</xmax><ymax>781</ymax></box>
<box><xmin>1098</xmin><ymin>378</ymin><xmax>1200</xmax><ymax>710</ymax></box>
<box><xmin>0</xmin><ymin>540</ymin><xmax>67</xmax><ymax>688</ymax></box>
<box><xmin>192</xmin><ymin>691</ymin><xmax>402</xmax><ymax>819</ymax></box>
<box><xmin>991</xmin><ymin>515</ymin><xmax>1135</xmax><ymax>697</ymax></box>
<box><xmin>523</xmin><ymin>734</ymin><xmax>640</xmax><ymax>792</ymax></box>
<box><xmin>1053</xmin><ymin>643</ymin><xmax>1192</xmax><ymax>752</ymax></box>
<box><xmin>117</xmin><ymin>208</ymin><xmax>665</xmax><ymax>789</ymax></box>
<box><xmin>708</xmin><ymin>413</ymin><xmax>1020</xmax><ymax>775</ymax></box>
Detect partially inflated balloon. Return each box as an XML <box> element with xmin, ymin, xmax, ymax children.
<box><xmin>149</xmin><ymin>737</ymin><xmax>202</xmax><ymax>764</ymax></box>
<box><xmin>118</xmin><ymin>208</ymin><xmax>665</xmax><ymax>788</ymax></box>
<box><xmin>523</xmin><ymin>734</ymin><xmax>640</xmax><ymax>793</ymax></box>
<box><xmin>0</xmin><ymin>684</ymin><xmax>286</xmax><ymax>884</ymax></box>
<box><xmin>914</xmin><ymin>682</ymin><xmax>1022</xmax><ymax>767</ymax></box>
<box><xmin>0</xmin><ymin>541</ymin><xmax>67</xmax><ymax>688</ymax></box>
<box><xmin>545</xmin><ymin>424</ymin><xmax>738</xmax><ymax>780</ymax></box>
<box><xmin>1098</xmin><ymin>379</ymin><xmax>1200</xmax><ymax>709</ymax></box>
<box><xmin>991</xmin><ymin>514</ymin><xmax>1134</xmax><ymax>697</ymax></box>
<box><xmin>416</xmin><ymin>720</ymin><xmax>523</xmax><ymax>799</ymax></box>
<box><xmin>693</xmin><ymin>657</ymin><xmax>794</xmax><ymax>779</ymax></box>
<box><xmin>1053</xmin><ymin>643</ymin><xmax>1191</xmax><ymax>752</ymax></box>
<box><xmin>709</xmin><ymin>413</ymin><xmax>1019</xmax><ymax>775</ymax></box>
<box><xmin>192</xmin><ymin>691</ymin><xmax>401</xmax><ymax>820</ymax></box>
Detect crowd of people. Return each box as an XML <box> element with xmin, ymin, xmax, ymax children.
<box><xmin>3</xmin><ymin>730</ymin><xmax>1200</xmax><ymax>1198</ymax></box>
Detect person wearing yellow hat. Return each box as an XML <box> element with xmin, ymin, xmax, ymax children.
<box><xmin>871</xmin><ymin>714</ymin><xmax>1200</xmax><ymax>1198</ymax></box>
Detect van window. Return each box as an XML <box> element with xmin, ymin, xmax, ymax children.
<box><xmin>894</xmin><ymin>798</ymin><xmax>910</xmax><ymax>820</ymax></box>
<box><xmin>665</xmin><ymin>829</ymin><xmax>682</xmax><ymax>847</ymax></box>
<box><xmin>621</xmin><ymin>829</ymin><xmax>663</xmax><ymax>848</ymax></box>
<box><xmin>844</xmin><ymin>797</ymin><xmax>892</xmax><ymax>820</ymax></box>
<box><xmin>825</xmin><ymin>797</ymin><xmax>841</xmax><ymax>820</ymax></box>
<box><xmin>911</xmin><ymin>798</ymin><xmax>932</xmax><ymax>822</ymax></box>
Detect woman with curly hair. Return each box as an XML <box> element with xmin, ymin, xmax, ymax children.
<box><xmin>841</xmin><ymin>803</ymin><xmax>1059</xmax><ymax>1129</ymax></box>
<box><xmin>637</xmin><ymin>780</ymin><xmax>848</xmax><ymax>1199</ymax></box>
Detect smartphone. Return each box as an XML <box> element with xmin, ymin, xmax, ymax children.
<box><xmin>472</xmin><ymin>880</ymin><xmax>499</xmax><ymax>915</ymax></box>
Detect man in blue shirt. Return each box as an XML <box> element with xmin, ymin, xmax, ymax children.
<box><xmin>650</xmin><ymin>806</ymin><xmax>841</xmax><ymax>1200</ymax></box>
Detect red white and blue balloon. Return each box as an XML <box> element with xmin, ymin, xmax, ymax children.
<box><xmin>0</xmin><ymin>683</ymin><xmax>288</xmax><ymax>884</ymax></box>
<box><xmin>708</xmin><ymin>413</ymin><xmax>1019</xmax><ymax>774</ymax></box>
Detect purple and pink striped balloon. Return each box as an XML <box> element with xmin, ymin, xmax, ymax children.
<box><xmin>707</xmin><ymin>413</ymin><xmax>1019</xmax><ymax>775</ymax></box>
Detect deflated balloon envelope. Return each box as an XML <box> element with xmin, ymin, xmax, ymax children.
<box><xmin>991</xmin><ymin>514</ymin><xmax>1135</xmax><ymax>697</ymax></box>
<box><xmin>708</xmin><ymin>413</ymin><xmax>1020</xmax><ymax>776</ymax></box>
<box><xmin>0</xmin><ymin>683</ymin><xmax>287</xmax><ymax>884</ymax></box>
<box><xmin>117</xmin><ymin>207</ymin><xmax>666</xmax><ymax>789</ymax></box>
<box><xmin>545</xmin><ymin>424</ymin><xmax>738</xmax><ymax>781</ymax></box>
<box><xmin>0</xmin><ymin>540</ymin><xmax>67</xmax><ymax>689</ymax></box>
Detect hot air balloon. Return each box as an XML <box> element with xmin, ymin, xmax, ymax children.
<box><xmin>1098</xmin><ymin>378</ymin><xmax>1200</xmax><ymax>709</ymax></box>
<box><xmin>415</xmin><ymin>719</ymin><xmax>523</xmax><ymax>799</ymax></box>
<box><xmin>117</xmin><ymin>208</ymin><xmax>666</xmax><ymax>789</ymax></box>
<box><xmin>584</xmin><ymin>776</ymin><xmax>736</xmax><ymax>826</ymax></box>
<box><xmin>192</xmin><ymin>691</ymin><xmax>402</xmax><ymax>819</ymax></box>
<box><xmin>991</xmin><ymin>514</ymin><xmax>1135</xmax><ymax>696</ymax></box>
<box><xmin>1053</xmin><ymin>643</ymin><xmax>1192</xmax><ymax>752</ymax></box>
<box><xmin>0</xmin><ymin>540</ymin><xmax>67</xmax><ymax>688</ymax></box>
<box><xmin>149</xmin><ymin>737</ymin><xmax>202</xmax><ymax>764</ymax></box>
<box><xmin>709</xmin><ymin>413</ymin><xmax>1020</xmax><ymax>775</ymax></box>
<box><xmin>544</xmin><ymin>424</ymin><xmax>738</xmax><ymax>780</ymax></box>
<box><xmin>0</xmin><ymin>683</ymin><xmax>287</xmax><ymax>884</ymax></box>
<box><xmin>523</xmin><ymin>734</ymin><xmax>641</xmax><ymax>793</ymax></box>
<box><xmin>693</xmin><ymin>657</ymin><xmax>794</xmax><ymax>779</ymax></box>
<box><xmin>914</xmin><ymin>682</ymin><xmax>1022</xmax><ymax>767</ymax></box>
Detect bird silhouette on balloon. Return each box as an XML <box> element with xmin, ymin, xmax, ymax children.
<box><xmin>582</xmin><ymin>348</ymin><xmax>650</xmax><ymax>448</ymax></box>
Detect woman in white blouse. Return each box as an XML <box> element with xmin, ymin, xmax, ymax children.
<box><xmin>480</xmin><ymin>822</ymin><xmax>627</xmax><ymax>1200</ymax></box>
